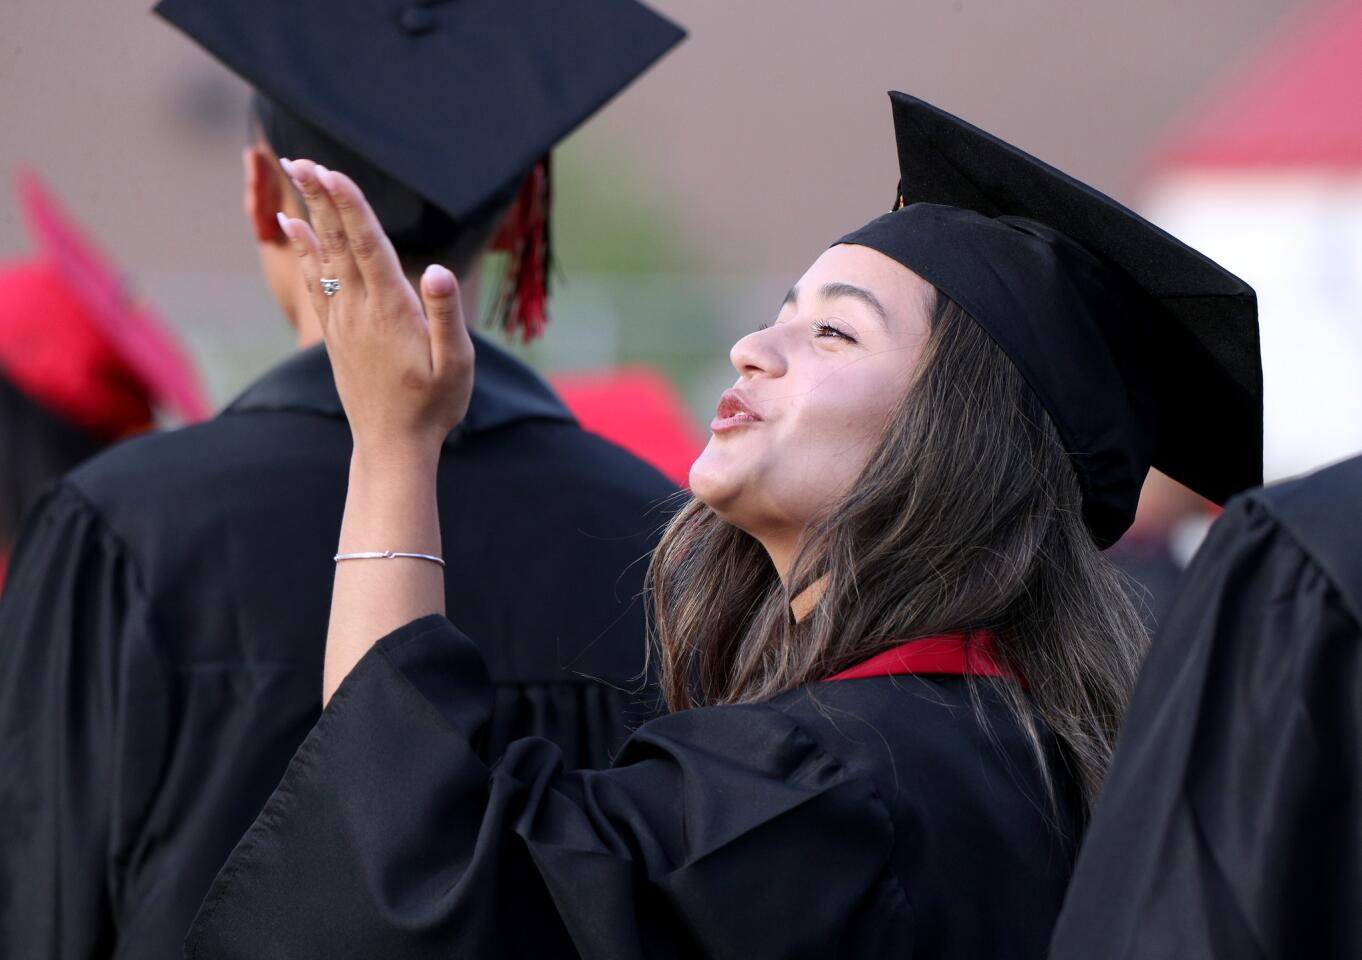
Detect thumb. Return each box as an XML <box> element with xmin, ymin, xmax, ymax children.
<box><xmin>421</xmin><ymin>264</ymin><xmax>472</xmax><ymax>374</ymax></box>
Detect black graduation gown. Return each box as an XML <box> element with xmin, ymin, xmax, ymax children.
<box><xmin>184</xmin><ymin>616</ymin><xmax>1079</xmax><ymax>959</ymax></box>
<box><xmin>1049</xmin><ymin>453</ymin><xmax>1362</xmax><ymax>959</ymax></box>
<box><xmin>0</xmin><ymin>337</ymin><xmax>675</xmax><ymax>959</ymax></box>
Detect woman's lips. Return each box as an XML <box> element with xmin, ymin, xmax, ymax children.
<box><xmin>712</xmin><ymin>389</ymin><xmax>763</xmax><ymax>433</ymax></box>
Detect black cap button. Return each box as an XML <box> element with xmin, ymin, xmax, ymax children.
<box><xmin>399</xmin><ymin>5</ymin><xmax>437</xmax><ymax>35</ymax></box>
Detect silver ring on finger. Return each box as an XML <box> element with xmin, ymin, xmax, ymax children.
<box><xmin>320</xmin><ymin>277</ymin><xmax>342</xmax><ymax>297</ymax></box>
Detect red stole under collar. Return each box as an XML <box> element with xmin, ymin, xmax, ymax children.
<box><xmin>824</xmin><ymin>631</ymin><xmax>1010</xmax><ymax>682</ymax></box>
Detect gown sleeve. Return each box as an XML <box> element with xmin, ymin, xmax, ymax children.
<box><xmin>1048</xmin><ymin>495</ymin><xmax>1362</xmax><ymax>959</ymax></box>
<box><xmin>0</xmin><ymin>483</ymin><xmax>168</xmax><ymax>959</ymax></box>
<box><xmin>185</xmin><ymin>616</ymin><xmax>909</xmax><ymax>960</ymax></box>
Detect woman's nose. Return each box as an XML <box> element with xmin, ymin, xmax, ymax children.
<box><xmin>729</xmin><ymin>326</ymin><xmax>788</xmax><ymax>378</ymax></box>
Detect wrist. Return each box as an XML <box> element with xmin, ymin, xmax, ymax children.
<box><xmin>341</xmin><ymin>446</ymin><xmax>443</xmax><ymax>556</ymax></box>
<box><xmin>350</xmin><ymin>435</ymin><xmax>443</xmax><ymax>475</ymax></box>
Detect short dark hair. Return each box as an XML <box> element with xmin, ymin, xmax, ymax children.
<box><xmin>250</xmin><ymin>94</ymin><xmax>522</xmax><ymax>279</ymax></box>
<box><xmin>0</xmin><ymin>372</ymin><xmax>103</xmax><ymax>552</ymax></box>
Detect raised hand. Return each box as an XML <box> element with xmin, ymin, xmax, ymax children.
<box><xmin>275</xmin><ymin>159</ymin><xmax>469</xmax><ymax>702</ymax></box>
<box><xmin>276</xmin><ymin>158</ymin><xmax>474</xmax><ymax>460</ymax></box>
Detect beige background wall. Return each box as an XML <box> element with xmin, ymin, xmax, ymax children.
<box><xmin>0</xmin><ymin>0</ymin><xmax>1307</xmax><ymax>407</ymax></box>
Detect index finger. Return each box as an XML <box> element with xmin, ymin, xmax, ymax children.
<box><xmin>285</xmin><ymin>159</ymin><xmax>363</xmax><ymax>293</ymax></box>
<box><xmin>276</xmin><ymin>213</ymin><xmax>333</xmax><ymax>336</ymax></box>
<box><xmin>317</xmin><ymin>169</ymin><xmax>406</xmax><ymax>298</ymax></box>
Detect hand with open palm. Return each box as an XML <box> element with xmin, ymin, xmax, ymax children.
<box><xmin>277</xmin><ymin>158</ymin><xmax>473</xmax><ymax>461</ymax></box>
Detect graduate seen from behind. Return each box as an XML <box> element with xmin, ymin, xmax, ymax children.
<box><xmin>0</xmin><ymin>2</ymin><xmax>683</xmax><ymax>957</ymax></box>
<box><xmin>187</xmin><ymin>94</ymin><xmax>1262</xmax><ymax>959</ymax></box>
<box><xmin>1049</xmin><ymin>451</ymin><xmax>1362</xmax><ymax>959</ymax></box>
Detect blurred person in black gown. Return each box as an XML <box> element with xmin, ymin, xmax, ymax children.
<box><xmin>0</xmin><ymin>380</ymin><xmax>99</xmax><ymax>588</ymax></box>
<box><xmin>184</xmin><ymin>92</ymin><xmax>1261</xmax><ymax>958</ymax></box>
<box><xmin>1108</xmin><ymin>469</ymin><xmax>1217</xmax><ymax>629</ymax></box>
<box><xmin>0</xmin><ymin>1</ymin><xmax>683</xmax><ymax>957</ymax></box>
<box><xmin>1050</xmin><ymin>451</ymin><xmax>1362</xmax><ymax>959</ymax></box>
<box><xmin>0</xmin><ymin>173</ymin><xmax>206</xmax><ymax>590</ymax></box>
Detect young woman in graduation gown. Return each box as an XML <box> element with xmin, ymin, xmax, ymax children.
<box><xmin>185</xmin><ymin>94</ymin><xmax>1262</xmax><ymax>959</ymax></box>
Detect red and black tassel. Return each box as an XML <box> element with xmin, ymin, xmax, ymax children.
<box><xmin>492</xmin><ymin>156</ymin><xmax>553</xmax><ymax>344</ymax></box>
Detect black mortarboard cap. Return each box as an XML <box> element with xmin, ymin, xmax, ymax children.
<box><xmin>153</xmin><ymin>0</ymin><xmax>685</xmax><ymax>223</ymax></box>
<box><xmin>838</xmin><ymin>93</ymin><xmax>1262</xmax><ymax>547</ymax></box>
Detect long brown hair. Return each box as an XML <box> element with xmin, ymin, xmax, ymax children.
<box><xmin>646</xmin><ymin>291</ymin><xmax>1148</xmax><ymax>813</ymax></box>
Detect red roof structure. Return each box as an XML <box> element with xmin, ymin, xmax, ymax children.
<box><xmin>1156</xmin><ymin>1</ymin><xmax>1362</xmax><ymax>171</ymax></box>
<box><xmin>551</xmin><ymin>367</ymin><xmax>704</xmax><ymax>486</ymax></box>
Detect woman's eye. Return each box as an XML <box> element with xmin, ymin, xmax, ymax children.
<box><xmin>812</xmin><ymin>321</ymin><xmax>857</xmax><ymax>343</ymax></box>
<box><xmin>756</xmin><ymin>320</ymin><xmax>773</xmax><ymax>332</ymax></box>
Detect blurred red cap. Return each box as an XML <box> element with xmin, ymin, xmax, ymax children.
<box><xmin>0</xmin><ymin>171</ymin><xmax>208</xmax><ymax>440</ymax></box>
<box><xmin>551</xmin><ymin>367</ymin><xmax>703</xmax><ymax>486</ymax></box>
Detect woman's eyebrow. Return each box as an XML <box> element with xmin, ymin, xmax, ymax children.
<box><xmin>819</xmin><ymin>282</ymin><xmax>889</xmax><ymax>325</ymax></box>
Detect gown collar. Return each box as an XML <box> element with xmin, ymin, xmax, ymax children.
<box><xmin>225</xmin><ymin>332</ymin><xmax>575</xmax><ymax>443</ymax></box>
<box><xmin>824</xmin><ymin>631</ymin><xmax>1011</xmax><ymax>682</ymax></box>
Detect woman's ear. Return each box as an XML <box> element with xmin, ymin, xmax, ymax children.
<box><xmin>243</xmin><ymin>145</ymin><xmax>289</xmax><ymax>245</ymax></box>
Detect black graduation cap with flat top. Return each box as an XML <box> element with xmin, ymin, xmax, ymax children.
<box><xmin>838</xmin><ymin>92</ymin><xmax>1262</xmax><ymax>548</ymax></box>
<box><xmin>153</xmin><ymin>0</ymin><xmax>685</xmax><ymax>233</ymax></box>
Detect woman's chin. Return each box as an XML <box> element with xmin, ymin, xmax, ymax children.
<box><xmin>688</xmin><ymin>448</ymin><xmax>745</xmax><ymax>513</ymax></box>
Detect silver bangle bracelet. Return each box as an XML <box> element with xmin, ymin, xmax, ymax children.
<box><xmin>334</xmin><ymin>550</ymin><xmax>446</xmax><ymax>568</ymax></box>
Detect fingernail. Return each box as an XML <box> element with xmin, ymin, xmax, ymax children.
<box><xmin>315</xmin><ymin>165</ymin><xmax>336</xmax><ymax>191</ymax></box>
<box><xmin>423</xmin><ymin>264</ymin><xmax>454</xmax><ymax>295</ymax></box>
<box><xmin>279</xmin><ymin>157</ymin><xmax>294</xmax><ymax>175</ymax></box>
<box><xmin>276</xmin><ymin>212</ymin><xmax>292</xmax><ymax>237</ymax></box>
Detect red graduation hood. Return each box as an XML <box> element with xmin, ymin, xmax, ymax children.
<box><xmin>825</xmin><ymin>631</ymin><xmax>1013</xmax><ymax>682</ymax></box>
